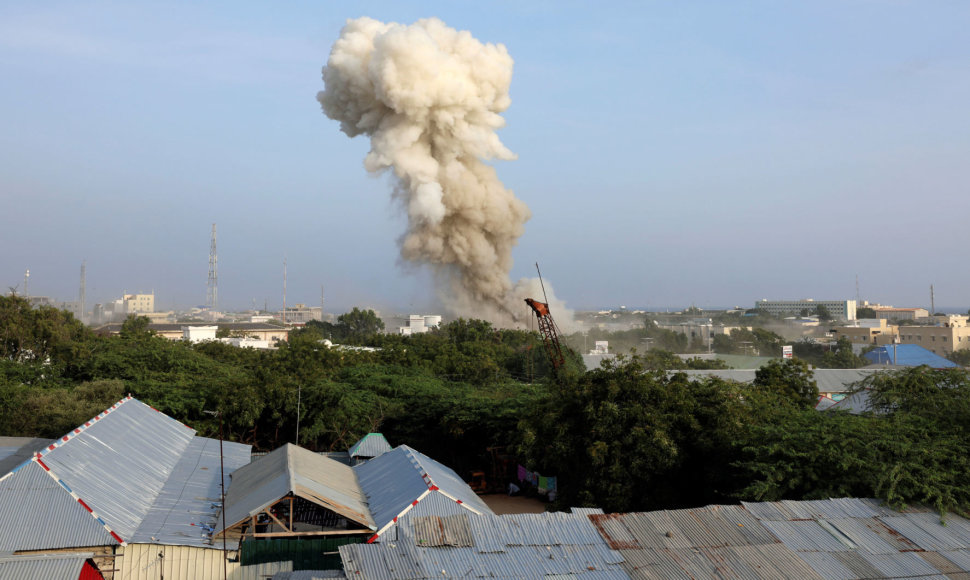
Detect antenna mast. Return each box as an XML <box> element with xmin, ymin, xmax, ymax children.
<box><xmin>282</xmin><ymin>258</ymin><xmax>287</xmax><ymax>324</ymax></box>
<box><xmin>930</xmin><ymin>284</ymin><xmax>935</xmax><ymax>316</ymax></box>
<box><xmin>207</xmin><ymin>224</ymin><xmax>218</xmax><ymax>312</ymax></box>
<box><xmin>23</xmin><ymin>269</ymin><xmax>29</xmax><ymax>300</ymax></box>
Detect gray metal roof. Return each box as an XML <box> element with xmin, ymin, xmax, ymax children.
<box><xmin>676</xmin><ymin>368</ymin><xmax>879</xmax><ymax>393</ymax></box>
<box><xmin>217</xmin><ymin>443</ymin><xmax>376</xmax><ymax>536</ymax></box>
<box><xmin>354</xmin><ymin>445</ymin><xmax>492</xmax><ymax>538</ymax></box>
<box><xmin>131</xmin><ymin>436</ymin><xmax>251</xmax><ymax>547</ymax></box>
<box><xmin>587</xmin><ymin>498</ymin><xmax>970</xmax><ymax>579</ymax></box>
<box><xmin>348</xmin><ymin>433</ymin><xmax>392</xmax><ymax>460</ymax></box>
<box><xmin>0</xmin><ymin>437</ymin><xmax>51</xmax><ymax>477</ymax></box>
<box><xmin>272</xmin><ymin>572</ymin><xmax>346</xmax><ymax>579</ymax></box>
<box><xmin>338</xmin><ymin>509</ymin><xmax>628</xmax><ymax>579</ymax></box>
<box><xmin>0</xmin><ymin>552</ymin><xmax>92</xmax><ymax>580</ymax></box>
<box><xmin>0</xmin><ymin>396</ymin><xmax>254</xmax><ymax>552</ymax></box>
<box><xmin>37</xmin><ymin>397</ymin><xmax>197</xmax><ymax>542</ymax></box>
<box><xmin>0</xmin><ymin>461</ymin><xmax>115</xmax><ymax>551</ymax></box>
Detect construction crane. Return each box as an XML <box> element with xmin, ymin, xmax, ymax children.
<box><xmin>524</xmin><ymin>263</ymin><xmax>566</xmax><ymax>372</ymax></box>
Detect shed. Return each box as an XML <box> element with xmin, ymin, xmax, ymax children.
<box><xmin>863</xmin><ymin>344</ymin><xmax>958</xmax><ymax>368</ymax></box>
<box><xmin>214</xmin><ymin>443</ymin><xmax>376</xmax><ymax>541</ymax></box>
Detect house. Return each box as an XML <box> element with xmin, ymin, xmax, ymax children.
<box><xmin>0</xmin><ymin>397</ymin><xmax>292</xmax><ymax>580</ymax></box>
<box><xmin>863</xmin><ymin>344</ymin><xmax>958</xmax><ymax>368</ymax></box>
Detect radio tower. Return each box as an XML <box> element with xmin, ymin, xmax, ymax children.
<box><xmin>79</xmin><ymin>261</ymin><xmax>86</xmax><ymax>324</ymax></box>
<box><xmin>207</xmin><ymin>224</ymin><xmax>218</xmax><ymax>312</ymax></box>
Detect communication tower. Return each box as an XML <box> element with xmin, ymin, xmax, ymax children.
<box><xmin>207</xmin><ymin>224</ymin><xmax>218</xmax><ymax>311</ymax></box>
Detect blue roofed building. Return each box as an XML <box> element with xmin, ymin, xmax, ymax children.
<box><xmin>863</xmin><ymin>344</ymin><xmax>958</xmax><ymax>368</ymax></box>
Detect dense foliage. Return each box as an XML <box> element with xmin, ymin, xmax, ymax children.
<box><xmin>3</xmin><ymin>295</ymin><xmax>970</xmax><ymax>516</ymax></box>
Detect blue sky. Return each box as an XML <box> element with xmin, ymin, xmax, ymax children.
<box><xmin>2</xmin><ymin>1</ymin><xmax>969</xmax><ymax>314</ymax></box>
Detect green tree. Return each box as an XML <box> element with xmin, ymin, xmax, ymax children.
<box><xmin>753</xmin><ymin>358</ymin><xmax>819</xmax><ymax>408</ymax></box>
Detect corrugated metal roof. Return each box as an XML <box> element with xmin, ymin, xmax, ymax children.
<box><xmin>354</xmin><ymin>445</ymin><xmax>492</xmax><ymax>538</ymax></box>
<box><xmin>132</xmin><ymin>436</ymin><xmax>251</xmax><ymax>547</ymax></box>
<box><xmin>0</xmin><ymin>397</ymin><xmax>256</xmax><ymax>553</ymax></box>
<box><xmin>0</xmin><ymin>460</ymin><xmax>115</xmax><ymax>551</ymax></box>
<box><xmin>339</xmin><ymin>509</ymin><xmax>626</xmax><ymax>578</ymax></box>
<box><xmin>413</xmin><ymin>514</ymin><xmax>473</xmax><ymax>547</ymax></box>
<box><xmin>0</xmin><ymin>552</ymin><xmax>91</xmax><ymax>580</ymax></box>
<box><xmin>38</xmin><ymin>397</ymin><xmax>197</xmax><ymax>541</ymax></box>
<box><xmin>272</xmin><ymin>571</ymin><xmax>346</xmax><ymax>579</ymax></box>
<box><xmin>0</xmin><ymin>437</ymin><xmax>51</xmax><ymax>477</ymax></box>
<box><xmin>879</xmin><ymin>515</ymin><xmax>969</xmax><ymax>551</ymax></box>
<box><xmin>217</xmin><ymin>443</ymin><xmax>376</xmax><ymax>536</ymax></box>
<box><xmin>348</xmin><ymin>433</ymin><xmax>392</xmax><ymax>460</ymax></box>
<box><xmin>857</xmin><ymin>550</ymin><xmax>948</xmax><ymax>578</ymax></box>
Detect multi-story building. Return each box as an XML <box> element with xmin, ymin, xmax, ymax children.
<box><xmin>277</xmin><ymin>304</ymin><xmax>322</xmax><ymax>325</ymax></box>
<box><xmin>872</xmin><ymin>307</ymin><xmax>929</xmax><ymax>321</ymax></box>
<box><xmin>657</xmin><ymin>319</ymin><xmax>745</xmax><ymax>351</ymax></box>
<box><xmin>833</xmin><ymin>319</ymin><xmax>899</xmax><ymax>348</ymax></box>
<box><xmin>755</xmin><ymin>299</ymin><xmax>857</xmax><ymax>321</ymax></box>
<box><xmin>897</xmin><ymin>316</ymin><xmax>970</xmax><ymax>357</ymax></box>
<box><xmin>398</xmin><ymin>314</ymin><xmax>442</xmax><ymax>335</ymax></box>
<box><xmin>123</xmin><ymin>293</ymin><xmax>155</xmax><ymax>314</ymax></box>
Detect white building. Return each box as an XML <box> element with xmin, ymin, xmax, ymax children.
<box><xmin>398</xmin><ymin>314</ymin><xmax>442</xmax><ymax>335</ymax></box>
<box><xmin>182</xmin><ymin>325</ymin><xmax>217</xmax><ymax>343</ymax></box>
<box><xmin>755</xmin><ymin>299</ymin><xmax>857</xmax><ymax>321</ymax></box>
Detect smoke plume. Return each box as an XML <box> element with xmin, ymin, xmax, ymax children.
<box><xmin>318</xmin><ymin>17</ymin><xmax>571</xmax><ymax>328</ymax></box>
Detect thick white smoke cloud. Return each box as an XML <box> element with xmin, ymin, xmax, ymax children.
<box><xmin>318</xmin><ymin>17</ymin><xmax>573</xmax><ymax>329</ymax></box>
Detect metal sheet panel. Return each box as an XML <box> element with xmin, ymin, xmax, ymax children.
<box><xmin>941</xmin><ymin>550</ymin><xmax>970</xmax><ymax>571</ymax></box>
<box><xmin>347</xmin><ymin>433</ymin><xmax>392</xmax><ymax>460</ymax></box>
<box><xmin>413</xmin><ymin>514</ymin><xmax>473</xmax><ymax>547</ymax></box>
<box><xmin>824</xmin><ymin>518</ymin><xmax>898</xmax><ymax>554</ymax></box>
<box><xmin>857</xmin><ymin>550</ymin><xmax>947</xmax><ymax>578</ymax></box>
<box><xmin>0</xmin><ymin>437</ymin><xmax>51</xmax><ymax>477</ymax></box>
<box><xmin>794</xmin><ymin>551</ymin><xmax>857</xmax><ymax>580</ymax></box>
<box><xmin>39</xmin><ymin>398</ymin><xmax>197</xmax><ymax>541</ymax></box>
<box><xmin>0</xmin><ymin>552</ymin><xmax>89</xmax><ymax>580</ymax></box>
<box><xmin>117</xmin><ymin>543</ymin><xmax>294</xmax><ymax>580</ymax></box>
<box><xmin>879</xmin><ymin>515</ymin><xmax>967</xmax><ymax>551</ymax></box>
<box><xmin>727</xmin><ymin>544</ymin><xmax>825</xmax><ymax>579</ymax></box>
<box><xmin>133</xmin><ymin>436</ymin><xmax>250</xmax><ymax>547</ymax></box>
<box><xmin>0</xmin><ymin>461</ymin><xmax>115</xmax><ymax>551</ymax></box>
<box><xmin>760</xmin><ymin>520</ymin><xmax>851</xmax><ymax>552</ymax></box>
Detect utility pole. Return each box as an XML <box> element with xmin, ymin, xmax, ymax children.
<box><xmin>207</xmin><ymin>224</ymin><xmax>218</xmax><ymax>312</ymax></box>
<box><xmin>282</xmin><ymin>258</ymin><xmax>287</xmax><ymax>324</ymax></box>
<box><xmin>23</xmin><ymin>269</ymin><xmax>29</xmax><ymax>300</ymax></box>
<box><xmin>930</xmin><ymin>284</ymin><xmax>935</xmax><ymax>316</ymax></box>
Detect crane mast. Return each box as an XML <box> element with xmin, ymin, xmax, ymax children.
<box><xmin>524</xmin><ymin>263</ymin><xmax>566</xmax><ymax>372</ymax></box>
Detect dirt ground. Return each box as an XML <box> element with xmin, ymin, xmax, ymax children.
<box><xmin>480</xmin><ymin>493</ymin><xmax>548</xmax><ymax>514</ymax></box>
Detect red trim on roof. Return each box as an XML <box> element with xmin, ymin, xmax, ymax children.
<box><xmin>109</xmin><ymin>530</ymin><xmax>124</xmax><ymax>544</ymax></box>
<box><xmin>36</xmin><ymin>459</ymin><xmax>50</xmax><ymax>471</ymax></box>
<box><xmin>366</xmin><ymin>534</ymin><xmax>379</xmax><ymax>544</ymax></box>
<box><xmin>78</xmin><ymin>498</ymin><xmax>93</xmax><ymax>512</ymax></box>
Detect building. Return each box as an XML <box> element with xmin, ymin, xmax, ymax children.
<box><xmin>755</xmin><ymin>299</ymin><xmax>857</xmax><ymax>321</ymax></box>
<box><xmin>182</xmin><ymin>325</ymin><xmax>217</xmax><ymax>343</ymax></box>
<box><xmin>657</xmin><ymin>319</ymin><xmax>745</xmax><ymax>350</ymax></box>
<box><xmin>0</xmin><ymin>397</ymin><xmax>292</xmax><ymax>580</ymax></box>
<box><xmin>398</xmin><ymin>314</ymin><xmax>442</xmax><ymax>335</ymax></box>
<box><xmin>277</xmin><ymin>304</ymin><xmax>322</xmax><ymax>325</ymax></box>
<box><xmin>896</xmin><ymin>317</ymin><xmax>970</xmax><ymax>356</ymax></box>
<box><xmin>123</xmin><ymin>293</ymin><xmax>154</xmax><ymax>314</ymax></box>
<box><xmin>873</xmin><ymin>307</ymin><xmax>929</xmax><ymax>321</ymax></box>
<box><xmin>833</xmin><ymin>319</ymin><xmax>900</xmax><ymax>350</ymax></box>
<box><xmin>93</xmin><ymin>322</ymin><xmax>289</xmax><ymax>344</ymax></box>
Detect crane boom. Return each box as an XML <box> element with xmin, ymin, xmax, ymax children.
<box><xmin>525</xmin><ymin>298</ymin><xmax>565</xmax><ymax>370</ymax></box>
